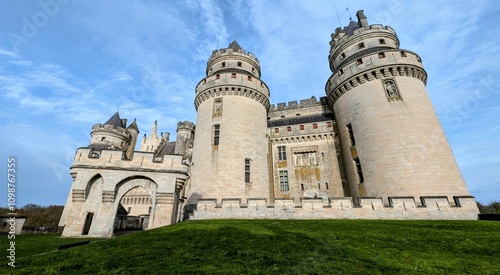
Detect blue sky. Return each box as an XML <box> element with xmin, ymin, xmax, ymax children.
<box><xmin>0</xmin><ymin>0</ymin><xmax>498</xmax><ymax>206</ymax></box>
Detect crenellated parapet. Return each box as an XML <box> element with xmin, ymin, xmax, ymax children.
<box><xmin>176</xmin><ymin>121</ymin><xmax>195</xmax><ymax>132</ymax></box>
<box><xmin>269</xmin><ymin>96</ymin><xmax>329</xmax><ymax>111</ymax></box>
<box><xmin>192</xmin><ymin>196</ymin><xmax>479</xmax><ymax>220</ymax></box>
<box><xmin>91</xmin><ymin>123</ymin><xmax>131</xmax><ymax>140</ymax></box>
<box><xmin>71</xmin><ymin>147</ymin><xmax>189</xmax><ymax>173</ymax></box>
<box><xmin>206</xmin><ymin>44</ymin><xmax>261</xmax><ymax>78</ymax></box>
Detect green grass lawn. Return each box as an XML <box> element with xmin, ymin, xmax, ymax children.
<box><xmin>2</xmin><ymin>220</ymin><xmax>500</xmax><ymax>274</ymax></box>
<box><xmin>0</xmin><ymin>234</ymin><xmax>99</xmax><ymax>259</ymax></box>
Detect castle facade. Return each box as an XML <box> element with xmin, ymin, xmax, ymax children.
<box><xmin>59</xmin><ymin>11</ymin><xmax>478</xmax><ymax>237</ymax></box>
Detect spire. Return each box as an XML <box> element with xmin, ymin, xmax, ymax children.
<box><xmin>227</xmin><ymin>40</ymin><xmax>242</xmax><ymax>51</ymax></box>
<box><xmin>104</xmin><ymin>112</ymin><xmax>123</xmax><ymax>127</ymax></box>
<box><xmin>127</xmin><ymin>118</ymin><xmax>139</xmax><ymax>132</ymax></box>
<box><xmin>151</xmin><ymin>120</ymin><xmax>158</xmax><ymax>137</ymax></box>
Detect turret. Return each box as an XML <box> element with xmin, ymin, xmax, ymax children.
<box><xmin>89</xmin><ymin>112</ymin><xmax>131</xmax><ymax>151</ymax></box>
<box><xmin>125</xmin><ymin>118</ymin><xmax>139</xmax><ymax>159</ymax></box>
<box><xmin>189</xmin><ymin>40</ymin><xmax>271</xmax><ymax>206</ymax></box>
<box><xmin>325</xmin><ymin>10</ymin><xmax>472</xmax><ymax>203</ymax></box>
<box><xmin>174</xmin><ymin>121</ymin><xmax>195</xmax><ymax>159</ymax></box>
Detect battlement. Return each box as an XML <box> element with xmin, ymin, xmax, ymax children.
<box><xmin>177</xmin><ymin>121</ymin><xmax>195</xmax><ymax>131</ymax></box>
<box><xmin>208</xmin><ymin>47</ymin><xmax>259</xmax><ymax>65</ymax></box>
<box><xmin>331</xmin><ymin>24</ymin><xmax>397</xmax><ymax>48</ymax></box>
<box><xmin>270</xmin><ymin>96</ymin><xmax>328</xmax><ymax>111</ymax></box>
<box><xmin>71</xmin><ymin>147</ymin><xmax>189</xmax><ymax>173</ymax></box>
<box><xmin>192</xmin><ymin>196</ymin><xmax>479</xmax><ymax>220</ymax></box>
<box><xmin>91</xmin><ymin>123</ymin><xmax>130</xmax><ymax>137</ymax></box>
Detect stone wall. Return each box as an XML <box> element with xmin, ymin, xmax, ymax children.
<box><xmin>192</xmin><ymin>196</ymin><xmax>479</xmax><ymax>220</ymax></box>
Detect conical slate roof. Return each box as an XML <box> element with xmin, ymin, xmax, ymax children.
<box><xmin>227</xmin><ymin>40</ymin><xmax>242</xmax><ymax>51</ymax></box>
<box><xmin>104</xmin><ymin>112</ymin><xmax>122</xmax><ymax>127</ymax></box>
<box><xmin>127</xmin><ymin>118</ymin><xmax>139</xmax><ymax>132</ymax></box>
<box><xmin>346</xmin><ymin>20</ymin><xmax>360</xmax><ymax>36</ymax></box>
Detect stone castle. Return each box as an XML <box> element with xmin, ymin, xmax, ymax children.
<box><xmin>59</xmin><ymin>10</ymin><xmax>478</xmax><ymax>237</ymax></box>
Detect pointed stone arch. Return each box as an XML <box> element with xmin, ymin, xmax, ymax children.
<box><xmin>85</xmin><ymin>174</ymin><xmax>103</xmax><ymax>201</ymax></box>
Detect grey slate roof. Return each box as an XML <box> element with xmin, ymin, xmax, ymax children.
<box><xmin>127</xmin><ymin>118</ymin><xmax>139</xmax><ymax>132</ymax></box>
<box><xmin>104</xmin><ymin>112</ymin><xmax>123</xmax><ymax>127</ymax></box>
<box><xmin>228</xmin><ymin>40</ymin><xmax>242</xmax><ymax>51</ymax></box>
<box><xmin>346</xmin><ymin>20</ymin><xmax>360</xmax><ymax>36</ymax></box>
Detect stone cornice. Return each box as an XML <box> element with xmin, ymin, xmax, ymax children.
<box><xmin>70</xmin><ymin>165</ymin><xmax>189</xmax><ymax>176</ymax></box>
<box><xmin>194</xmin><ymin>86</ymin><xmax>270</xmax><ymax>111</ymax></box>
<box><xmin>326</xmin><ymin>64</ymin><xmax>427</xmax><ymax>105</ymax></box>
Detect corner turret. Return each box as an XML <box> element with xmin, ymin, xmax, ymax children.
<box><xmin>89</xmin><ymin>112</ymin><xmax>132</xmax><ymax>152</ymax></box>
<box><xmin>174</xmin><ymin>121</ymin><xmax>195</xmax><ymax>159</ymax></box>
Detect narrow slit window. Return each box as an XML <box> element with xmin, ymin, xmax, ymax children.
<box><xmin>213</xmin><ymin>124</ymin><xmax>220</xmax><ymax>145</ymax></box>
<box><xmin>346</xmin><ymin>124</ymin><xmax>355</xmax><ymax>146</ymax></box>
<box><xmin>245</xmin><ymin>158</ymin><xmax>251</xmax><ymax>183</ymax></box>
<box><xmin>354</xmin><ymin>157</ymin><xmax>364</xmax><ymax>184</ymax></box>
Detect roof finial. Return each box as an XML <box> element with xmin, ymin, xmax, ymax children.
<box><xmin>346</xmin><ymin>3</ymin><xmax>352</xmax><ymax>21</ymax></box>
<box><xmin>334</xmin><ymin>0</ymin><xmax>342</xmax><ymax>29</ymax></box>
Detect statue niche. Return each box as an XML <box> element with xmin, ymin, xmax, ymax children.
<box><xmin>383</xmin><ymin>79</ymin><xmax>401</xmax><ymax>101</ymax></box>
<box><xmin>213</xmin><ymin>98</ymin><xmax>223</xmax><ymax>117</ymax></box>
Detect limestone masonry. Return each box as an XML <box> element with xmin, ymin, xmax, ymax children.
<box><xmin>59</xmin><ymin>10</ymin><xmax>478</xmax><ymax>237</ymax></box>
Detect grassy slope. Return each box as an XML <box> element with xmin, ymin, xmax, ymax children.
<box><xmin>3</xmin><ymin>220</ymin><xmax>500</xmax><ymax>274</ymax></box>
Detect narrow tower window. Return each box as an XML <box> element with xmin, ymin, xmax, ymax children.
<box><xmin>231</xmin><ymin>73</ymin><xmax>236</xmax><ymax>78</ymax></box>
<box><xmin>237</xmin><ymin>62</ymin><xmax>242</xmax><ymax>67</ymax></box>
<box><xmin>313</xmin><ymin>123</ymin><xmax>318</xmax><ymax>129</ymax></box>
<box><xmin>354</xmin><ymin>157</ymin><xmax>364</xmax><ymax>184</ymax></box>
<box><xmin>358</xmin><ymin>42</ymin><xmax>365</xmax><ymax>49</ymax></box>
<box><xmin>245</xmin><ymin>158</ymin><xmax>251</xmax><ymax>183</ymax></box>
<box><xmin>213</xmin><ymin>124</ymin><xmax>220</xmax><ymax>145</ymax></box>
<box><xmin>356</xmin><ymin>58</ymin><xmax>363</xmax><ymax>65</ymax></box>
<box><xmin>274</xmin><ymin>128</ymin><xmax>279</xmax><ymax>133</ymax></box>
<box><xmin>216</xmin><ymin>74</ymin><xmax>220</xmax><ymax>79</ymax></box>
<box><xmin>379</xmin><ymin>39</ymin><xmax>386</xmax><ymax>44</ymax></box>
<box><xmin>278</xmin><ymin>146</ymin><xmax>287</xmax><ymax>161</ymax></box>
<box><xmin>221</xmin><ymin>62</ymin><xmax>226</xmax><ymax>67</ymax></box>
<box><xmin>346</xmin><ymin>124</ymin><xmax>355</xmax><ymax>146</ymax></box>
<box><xmin>279</xmin><ymin>170</ymin><xmax>289</xmax><ymax>191</ymax></box>
<box><xmin>378</xmin><ymin>52</ymin><xmax>386</xmax><ymax>59</ymax></box>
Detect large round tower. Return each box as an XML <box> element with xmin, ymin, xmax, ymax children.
<box><xmin>189</xmin><ymin>41</ymin><xmax>271</xmax><ymax>204</ymax></box>
<box><xmin>325</xmin><ymin>11</ymin><xmax>471</xmax><ymax>203</ymax></box>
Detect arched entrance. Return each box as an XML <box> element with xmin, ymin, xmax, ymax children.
<box><xmin>114</xmin><ymin>186</ymin><xmax>152</xmax><ymax>233</ymax></box>
<box><xmin>112</xmin><ymin>177</ymin><xmax>157</xmax><ymax>236</ymax></box>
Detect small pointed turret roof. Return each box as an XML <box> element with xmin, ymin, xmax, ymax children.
<box><xmin>104</xmin><ymin>112</ymin><xmax>123</xmax><ymax>127</ymax></box>
<box><xmin>227</xmin><ymin>40</ymin><xmax>242</xmax><ymax>51</ymax></box>
<box><xmin>127</xmin><ymin>118</ymin><xmax>139</xmax><ymax>132</ymax></box>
